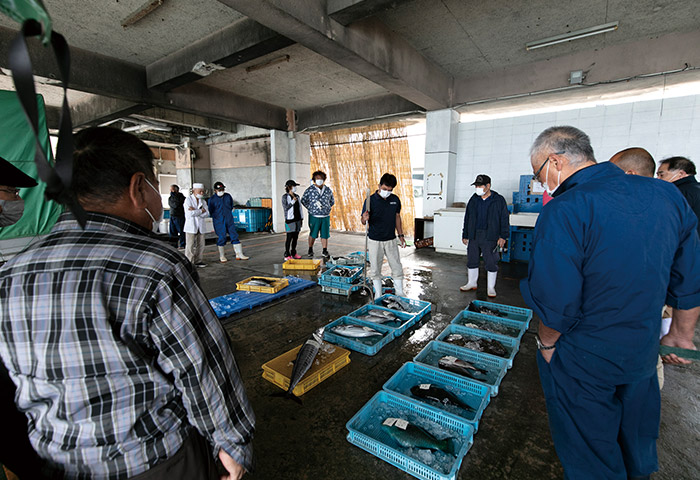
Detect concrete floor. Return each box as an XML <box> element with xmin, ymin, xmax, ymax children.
<box><xmin>196</xmin><ymin>231</ymin><xmax>699</xmax><ymax>480</ymax></box>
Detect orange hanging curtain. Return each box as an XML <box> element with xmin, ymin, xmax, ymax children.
<box><xmin>310</xmin><ymin>122</ymin><xmax>415</xmax><ymax>237</ymax></box>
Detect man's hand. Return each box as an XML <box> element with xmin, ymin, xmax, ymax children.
<box><xmin>539</xmin><ymin>348</ymin><xmax>555</xmax><ymax>364</ymax></box>
<box><xmin>497</xmin><ymin>238</ymin><xmax>506</xmax><ymax>248</ymax></box>
<box><xmin>462</xmin><ymin>238</ymin><xmax>468</xmax><ymax>246</ymax></box>
<box><xmin>361</xmin><ymin>211</ymin><xmax>369</xmax><ymax>223</ymax></box>
<box><xmin>188</xmin><ymin>206</ymin><xmax>196</xmax><ymax>211</ymax></box>
<box><xmin>660</xmin><ymin>334</ymin><xmax>696</xmax><ymax>365</ymax></box>
<box><xmin>218</xmin><ymin>449</ymin><xmax>246</xmax><ymax>480</ymax></box>
<box><xmin>201</xmin><ymin>207</ymin><xmax>206</xmax><ymax>213</ymax></box>
<box><xmin>398</xmin><ymin>236</ymin><xmax>406</xmax><ymax>248</ymax></box>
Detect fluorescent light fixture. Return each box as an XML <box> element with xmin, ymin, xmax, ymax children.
<box><xmin>526</xmin><ymin>21</ymin><xmax>618</xmax><ymax>50</ymax></box>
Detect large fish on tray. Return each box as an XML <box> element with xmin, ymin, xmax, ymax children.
<box><xmin>245</xmin><ymin>277</ymin><xmax>276</xmax><ymax>287</ymax></box>
<box><xmin>382</xmin><ymin>417</ymin><xmax>458</xmax><ymax>456</ymax></box>
<box><xmin>410</xmin><ymin>384</ymin><xmax>475</xmax><ymax>412</ymax></box>
<box><xmin>331</xmin><ymin>324</ymin><xmax>384</xmax><ymax>338</ymax></box>
<box><xmin>381</xmin><ymin>294</ymin><xmax>411</xmax><ymax>312</ymax></box>
<box><xmin>272</xmin><ymin>328</ymin><xmax>324</xmax><ymax>404</ymax></box>
<box><xmin>444</xmin><ymin>334</ymin><xmax>508</xmax><ymax>358</ymax></box>
<box><xmin>438</xmin><ymin>356</ymin><xmax>488</xmax><ymax>380</ymax></box>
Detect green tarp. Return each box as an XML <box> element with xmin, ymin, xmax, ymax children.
<box><xmin>0</xmin><ymin>89</ymin><xmax>62</xmax><ymax>240</ymax></box>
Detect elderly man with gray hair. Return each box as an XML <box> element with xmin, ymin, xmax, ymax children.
<box><xmin>520</xmin><ymin>126</ymin><xmax>700</xmax><ymax>480</ymax></box>
<box><xmin>184</xmin><ymin>183</ymin><xmax>210</xmax><ymax>267</ymax></box>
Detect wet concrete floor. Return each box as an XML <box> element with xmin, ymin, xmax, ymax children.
<box><xmin>196</xmin><ymin>231</ymin><xmax>699</xmax><ymax>480</ymax></box>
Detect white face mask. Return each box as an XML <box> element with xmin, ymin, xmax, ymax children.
<box><xmin>379</xmin><ymin>189</ymin><xmax>391</xmax><ymax>198</ymax></box>
<box><xmin>543</xmin><ymin>161</ymin><xmax>562</xmax><ymax>196</ymax></box>
<box><xmin>144</xmin><ymin>179</ymin><xmax>164</xmax><ymax>231</ymax></box>
<box><xmin>195</xmin><ymin>193</ymin><xmax>204</xmax><ymax>199</ymax></box>
<box><xmin>291</xmin><ymin>186</ymin><xmax>297</xmax><ymax>193</ymax></box>
<box><xmin>475</xmin><ymin>187</ymin><xmax>485</xmax><ymax>196</ymax></box>
<box><xmin>216</xmin><ymin>191</ymin><xmax>224</xmax><ymax>197</ymax></box>
<box><xmin>0</xmin><ymin>198</ymin><xmax>25</xmax><ymax>227</ymax></box>
<box><xmin>315</xmin><ymin>179</ymin><xmax>324</xmax><ymax>186</ymax></box>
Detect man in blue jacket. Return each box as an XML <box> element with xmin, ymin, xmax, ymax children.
<box><xmin>521</xmin><ymin>126</ymin><xmax>700</xmax><ymax>480</ymax></box>
<box><xmin>460</xmin><ymin>174</ymin><xmax>509</xmax><ymax>297</ymax></box>
<box><xmin>208</xmin><ymin>181</ymin><xmax>249</xmax><ymax>262</ymax></box>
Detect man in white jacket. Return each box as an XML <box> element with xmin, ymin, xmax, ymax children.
<box><xmin>184</xmin><ymin>183</ymin><xmax>209</xmax><ymax>267</ymax></box>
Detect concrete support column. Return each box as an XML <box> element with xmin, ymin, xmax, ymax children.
<box><xmin>423</xmin><ymin>109</ymin><xmax>459</xmax><ymax>217</ymax></box>
<box><xmin>270</xmin><ymin>130</ymin><xmax>311</xmax><ymax>233</ymax></box>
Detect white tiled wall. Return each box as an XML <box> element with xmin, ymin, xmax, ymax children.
<box><xmin>454</xmin><ymin>94</ymin><xmax>700</xmax><ymax>204</ymax></box>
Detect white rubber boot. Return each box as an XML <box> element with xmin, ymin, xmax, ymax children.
<box><xmin>234</xmin><ymin>243</ymin><xmax>249</xmax><ymax>260</ymax></box>
<box><xmin>487</xmin><ymin>271</ymin><xmax>497</xmax><ymax>297</ymax></box>
<box><xmin>218</xmin><ymin>246</ymin><xmax>228</xmax><ymax>263</ymax></box>
<box><xmin>373</xmin><ymin>279</ymin><xmax>383</xmax><ymax>299</ymax></box>
<box><xmin>394</xmin><ymin>278</ymin><xmax>404</xmax><ymax>297</ymax></box>
<box><xmin>460</xmin><ymin>268</ymin><xmax>479</xmax><ymax>291</ymax></box>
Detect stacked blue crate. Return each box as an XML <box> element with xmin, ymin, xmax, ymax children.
<box><xmin>233</xmin><ymin>207</ymin><xmax>271</xmax><ymax>232</ymax></box>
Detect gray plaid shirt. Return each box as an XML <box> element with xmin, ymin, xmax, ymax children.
<box><xmin>0</xmin><ymin>212</ymin><xmax>254</xmax><ymax>479</ymax></box>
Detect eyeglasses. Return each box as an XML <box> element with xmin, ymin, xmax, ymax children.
<box><xmin>532</xmin><ymin>151</ymin><xmax>565</xmax><ymax>182</ymax></box>
<box><xmin>0</xmin><ymin>187</ymin><xmax>20</xmax><ymax>196</ymax></box>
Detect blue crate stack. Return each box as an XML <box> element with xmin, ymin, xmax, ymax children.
<box><xmin>345</xmin><ymin>300</ymin><xmax>533</xmax><ymax>480</ymax></box>
<box><xmin>233</xmin><ymin>207</ymin><xmax>271</xmax><ymax>232</ymax></box>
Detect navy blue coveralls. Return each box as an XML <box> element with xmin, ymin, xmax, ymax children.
<box><xmin>521</xmin><ymin>162</ymin><xmax>700</xmax><ymax>479</ymax></box>
<box><xmin>207</xmin><ymin>193</ymin><xmax>240</xmax><ymax>246</ymax></box>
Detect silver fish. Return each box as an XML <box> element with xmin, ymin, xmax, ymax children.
<box><xmin>381</xmin><ymin>418</ymin><xmax>458</xmax><ymax>456</ymax></box>
<box><xmin>355</xmin><ymin>314</ymin><xmax>395</xmax><ymax>325</ymax></box>
<box><xmin>368</xmin><ymin>309</ymin><xmax>398</xmax><ymax>321</ymax></box>
<box><xmin>246</xmin><ymin>278</ymin><xmax>275</xmax><ymax>286</ymax></box>
<box><xmin>331</xmin><ymin>325</ymin><xmax>383</xmax><ymax>338</ymax></box>
<box><xmin>438</xmin><ymin>355</ymin><xmax>488</xmax><ymax>380</ymax></box>
<box><xmin>272</xmin><ymin>328</ymin><xmax>324</xmax><ymax>404</ymax></box>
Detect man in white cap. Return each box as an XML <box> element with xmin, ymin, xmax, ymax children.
<box><xmin>184</xmin><ymin>183</ymin><xmax>209</xmax><ymax>267</ymax></box>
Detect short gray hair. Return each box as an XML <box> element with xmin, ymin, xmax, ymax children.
<box><xmin>530</xmin><ymin>126</ymin><xmax>596</xmax><ymax>166</ymax></box>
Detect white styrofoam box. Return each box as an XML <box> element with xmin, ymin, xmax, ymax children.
<box><xmin>633</xmin><ymin>99</ymin><xmax>663</xmax><ymax>113</ymax></box>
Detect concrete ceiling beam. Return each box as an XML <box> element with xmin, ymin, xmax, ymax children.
<box><xmin>0</xmin><ymin>26</ymin><xmax>289</xmax><ymax>130</ymax></box>
<box><xmin>219</xmin><ymin>0</ymin><xmax>453</xmax><ymax>110</ymax></box>
<box><xmin>146</xmin><ymin>18</ymin><xmax>294</xmax><ymax>91</ymax></box>
<box><xmin>327</xmin><ymin>0</ymin><xmax>410</xmax><ymax>25</ymax></box>
<box><xmin>296</xmin><ymin>93</ymin><xmax>421</xmax><ymax>131</ymax></box>
<box><xmin>71</xmin><ymin>97</ymin><xmax>148</xmax><ymax>128</ymax></box>
<box><xmin>453</xmin><ymin>30</ymin><xmax>700</xmax><ymax>105</ymax></box>
<box><xmin>135</xmin><ymin>107</ymin><xmax>239</xmax><ymax>134</ymax></box>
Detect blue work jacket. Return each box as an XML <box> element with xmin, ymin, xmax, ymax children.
<box><xmin>521</xmin><ymin>162</ymin><xmax>700</xmax><ymax>384</ymax></box>
<box><xmin>207</xmin><ymin>193</ymin><xmax>235</xmax><ymax>231</ymax></box>
<box><xmin>461</xmin><ymin>191</ymin><xmax>509</xmax><ymax>241</ymax></box>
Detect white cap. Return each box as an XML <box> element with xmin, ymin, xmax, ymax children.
<box><xmin>192</xmin><ymin>183</ymin><xmax>204</xmax><ymax>189</ymax></box>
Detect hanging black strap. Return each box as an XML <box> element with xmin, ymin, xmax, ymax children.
<box><xmin>8</xmin><ymin>19</ymin><xmax>86</xmax><ymax>227</ymax></box>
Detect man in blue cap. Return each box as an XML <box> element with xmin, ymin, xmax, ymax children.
<box><xmin>208</xmin><ymin>181</ymin><xmax>249</xmax><ymax>262</ymax></box>
<box><xmin>521</xmin><ymin>126</ymin><xmax>699</xmax><ymax>480</ymax></box>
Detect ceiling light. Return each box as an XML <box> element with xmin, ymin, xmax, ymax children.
<box><xmin>526</xmin><ymin>22</ymin><xmax>618</xmax><ymax>51</ymax></box>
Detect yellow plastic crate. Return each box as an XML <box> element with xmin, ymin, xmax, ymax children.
<box><xmin>236</xmin><ymin>276</ymin><xmax>289</xmax><ymax>294</ymax></box>
<box><xmin>262</xmin><ymin>343</ymin><xmax>351</xmax><ymax>396</ymax></box>
<box><xmin>282</xmin><ymin>259</ymin><xmax>322</xmax><ymax>270</ymax></box>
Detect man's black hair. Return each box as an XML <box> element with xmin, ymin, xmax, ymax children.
<box><xmin>380</xmin><ymin>173</ymin><xmax>397</xmax><ymax>188</ymax></box>
<box><xmin>312</xmin><ymin>170</ymin><xmax>327</xmax><ymax>180</ymax></box>
<box><xmin>73</xmin><ymin>127</ymin><xmax>155</xmax><ymax>204</ymax></box>
<box><xmin>660</xmin><ymin>156</ymin><xmax>696</xmax><ymax>176</ymax></box>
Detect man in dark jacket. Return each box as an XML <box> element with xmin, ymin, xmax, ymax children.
<box><xmin>168</xmin><ymin>184</ymin><xmax>186</xmax><ymax>248</ymax></box>
<box><xmin>657</xmin><ymin>156</ymin><xmax>700</xmax><ymax>236</ymax></box>
<box><xmin>460</xmin><ymin>174</ymin><xmax>510</xmax><ymax>297</ymax></box>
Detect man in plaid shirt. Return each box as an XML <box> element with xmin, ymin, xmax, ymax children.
<box><xmin>0</xmin><ymin>127</ymin><xmax>254</xmax><ymax>479</ymax></box>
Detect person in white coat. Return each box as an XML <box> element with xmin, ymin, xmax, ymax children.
<box><xmin>184</xmin><ymin>183</ymin><xmax>209</xmax><ymax>267</ymax></box>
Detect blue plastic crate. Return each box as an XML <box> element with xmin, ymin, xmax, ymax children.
<box><xmin>346</xmin><ymin>391</ymin><xmax>475</xmax><ymax>480</ymax></box>
<box><xmin>518</xmin><ymin>175</ymin><xmax>532</xmax><ymax>195</ymax></box>
<box><xmin>382</xmin><ymin>362</ymin><xmax>491</xmax><ymax>432</ymax></box>
<box><xmin>323</xmin><ymin>317</ymin><xmax>395</xmax><ymax>356</ymax></box>
<box><xmin>347</xmin><ymin>304</ymin><xmax>417</xmax><ymax>338</ymax></box>
<box><xmin>451</xmin><ymin>310</ymin><xmax>527</xmax><ymax>342</ymax></box>
<box><xmin>325</xmin><ymin>250</ymin><xmax>368</xmax><ymax>267</ymax></box>
<box><xmin>320</xmin><ymin>280</ymin><xmax>370</xmax><ymax>297</ymax></box>
<box><xmin>413</xmin><ymin>341</ymin><xmax>508</xmax><ymax>396</ymax></box>
<box><xmin>512</xmin><ymin>192</ymin><xmax>543</xmax><ymax>213</ymax></box>
<box><xmin>436</xmin><ymin>324</ymin><xmax>519</xmax><ymax>369</ymax></box>
<box><xmin>470</xmin><ymin>300</ymin><xmax>533</xmax><ymax>327</ymax></box>
<box><xmin>233</xmin><ymin>207</ymin><xmax>271</xmax><ymax>232</ymax></box>
<box><xmin>318</xmin><ymin>265</ymin><xmax>364</xmax><ymax>287</ymax></box>
<box><xmin>373</xmin><ymin>294</ymin><xmax>432</xmax><ymax>322</ymax></box>
<box><xmin>509</xmin><ymin>226</ymin><xmax>534</xmax><ymax>262</ymax></box>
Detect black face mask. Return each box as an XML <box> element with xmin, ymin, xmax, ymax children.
<box><xmin>0</xmin><ymin>198</ymin><xmax>25</xmax><ymax>227</ymax></box>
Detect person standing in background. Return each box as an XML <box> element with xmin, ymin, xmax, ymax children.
<box><xmin>656</xmin><ymin>156</ymin><xmax>700</xmax><ymax>236</ymax></box>
<box><xmin>460</xmin><ymin>174</ymin><xmax>509</xmax><ymax>297</ymax></box>
<box><xmin>208</xmin><ymin>181</ymin><xmax>249</xmax><ymax>263</ymax></box>
<box><xmin>282</xmin><ymin>179</ymin><xmax>303</xmax><ymax>260</ymax></box>
<box><xmin>184</xmin><ymin>183</ymin><xmax>209</xmax><ymax>267</ymax></box>
<box><xmin>300</xmin><ymin>170</ymin><xmax>335</xmax><ymax>258</ymax></box>
<box><xmin>168</xmin><ymin>184</ymin><xmax>186</xmax><ymax>249</ymax></box>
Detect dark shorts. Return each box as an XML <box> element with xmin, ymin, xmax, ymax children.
<box><xmin>309</xmin><ymin>216</ymin><xmax>330</xmax><ymax>239</ymax></box>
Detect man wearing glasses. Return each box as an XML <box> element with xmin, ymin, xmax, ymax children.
<box><xmin>521</xmin><ymin>126</ymin><xmax>699</xmax><ymax>480</ymax></box>
<box><xmin>0</xmin><ymin>155</ymin><xmax>36</xmax><ymax>227</ymax></box>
